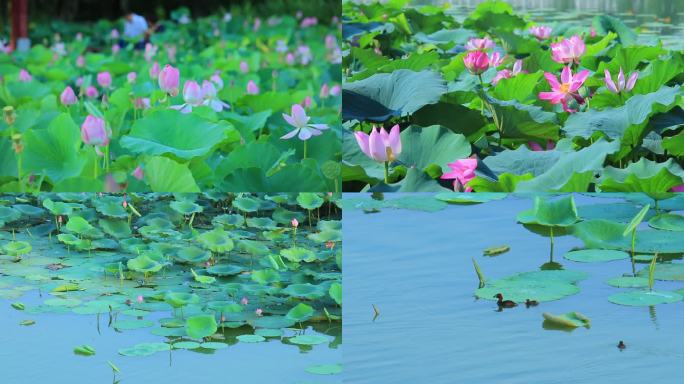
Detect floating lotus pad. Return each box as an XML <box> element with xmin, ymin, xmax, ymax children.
<box><xmin>475</xmin><ymin>271</ymin><xmax>585</xmax><ymax>303</ymax></box>
<box><xmin>289</xmin><ymin>335</ymin><xmax>330</xmax><ymax>345</ymax></box>
<box><xmin>648</xmin><ymin>213</ymin><xmax>684</xmax><ymax>231</ymax></box>
<box><xmin>542</xmin><ymin>312</ymin><xmax>591</xmax><ymax>328</ymax></box>
<box><xmin>127</xmin><ymin>255</ymin><xmax>164</xmax><ymax>274</ymax></box>
<box><xmin>636</xmin><ymin>263</ymin><xmax>684</xmax><ymax>281</ymax></box>
<box><xmin>282</xmin><ymin>283</ymin><xmax>327</xmax><ymax>299</ymax></box>
<box><xmin>170</xmin><ymin>201</ymin><xmax>203</xmax><ymax>215</ymax></box>
<box><xmin>246</xmin><ymin>217</ymin><xmax>278</xmax><ymax>229</ymax></box>
<box><xmin>173</xmin><ymin>341</ymin><xmax>201</xmax><ymax>349</ymax></box>
<box><xmin>572</xmin><ymin>219</ymin><xmax>684</xmax><ymax>253</ymax></box>
<box><xmin>483</xmin><ymin>245</ymin><xmax>510</xmax><ymax>256</ymax></box>
<box><xmin>199</xmin><ymin>342</ymin><xmax>228</xmax><ymax>349</ymax></box>
<box><xmin>608</xmin><ymin>290</ymin><xmax>683</xmax><ymax>306</ymax></box>
<box><xmin>233</xmin><ymin>197</ymin><xmax>261</xmax><ymax>212</ymax></box>
<box><xmin>564</xmin><ymin>249</ymin><xmax>630</xmax><ymax>263</ymax></box>
<box><xmin>112</xmin><ymin>319</ymin><xmax>155</xmax><ymax>330</ymax></box>
<box><xmin>175</xmin><ymin>247</ymin><xmax>211</xmax><ymax>264</ymax></box>
<box><xmin>164</xmin><ymin>292</ymin><xmax>201</xmax><ymax>308</ymax></box>
<box><xmin>517</xmin><ymin>196</ymin><xmax>580</xmax><ymax>227</ymax></box>
<box><xmin>118</xmin><ymin>342</ymin><xmax>170</xmax><ymax>357</ymax></box>
<box><xmin>251</xmin><ymin>315</ymin><xmax>296</xmax><ymax>329</ymax></box>
<box><xmin>206</xmin><ymin>264</ymin><xmax>245</xmax><ymax>276</ymax></box>
<box><xmin>237</xmin><ymin>334</ymin><xmax>266</xmax><ymax>343</ymax></box>
<box><xmin>305</xmin><ymin>364</ymin><xmax>342</xmax><ymax>375</ymax></box>
<box><xmin>73</xmin><ymin>345</ymin><xmax>96</xmax><ymax>356</ymax></box>
<box><xmin>434</xmin><ymin>192</ymin><xmax>507</xmax><ymax>204</ymax></box>
<box><xmin>197</xmin><ymin>229</ymin><xmax>234</xmax><ymax>253</ymax></box>
<box><xmin>606</xmin><ymin>276</ymin><xmax>649</xmax><ymax>288</ymax></box>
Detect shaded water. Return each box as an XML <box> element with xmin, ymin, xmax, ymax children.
<box><xmin>415</xmin><ymin>0</ymin><xmax>684</xmax><ymax>49</ymax></box>
<box><xmin>343</xmin><ymin>194</ymin><xmax>683</xmax><ymax>384</ymax></box>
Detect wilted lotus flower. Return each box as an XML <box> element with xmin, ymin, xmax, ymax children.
<box><xmin>127</xmin><ymin>72</ymin><xmax>137</xmax><ymax>84</ymax></box>
<box><xmin>441</xmin><ymin>158</ymin><xmax>478</xmax><ymax>192</ymax></box>
<box><xmin>85</xmin><ymin>86</ymin><xmax>99</xmax><ymax>98</ymax></box>
<box><xmin>465</xmin><ymin>37</ymin><xmax>495</xmax><ymax>51</ymax></box>
<box><xmin>604</xmin><ymin>67</ymin><xmax>638</xmax><ymax>94</ymax></box>
<box><xmin>539</xmin><ymin>66</ymin><xmax>590</xmax><ymax>113</ymax></box>
<box><xmin>239</xmin><ymin>61</ymin><xmax>249</xmax><ymax>73</ymax></box>
<box><xmin>354</xmin><ymin>124</ymin><xmax>402</xmax><ymax>163</ymax></box>
<box><xmin>463</xmin><ymin>51</ymin><xmax>489</xmax><ymax>75</ymax></box>
<box><xmin>201</xmin><ymin>80</ymin><xmax>230</xmax><ymax>112</ymax></box>
<box><xmin>550</xmin><ymin>35</ymin><xmax>585</xmax><ymax>64</ymax></box>
<box><xmin>149</xmin><ymin>62</ymin><xmax>160</xmax><ymax>78</ymax></box>
<box><xmin>158</xmin><ymin>64</ymin><xmax>180</xmax><ymax>96</ymax></box>
<box><xmin>81</xmin><ymin>115</ymin><xmax>109</xmax><ymax>146</ymax></box>
<box><xmin>97</xmin><ymin>71</ymin><xmax>112</xmax><ymax>88</ymax></box>
<box><xmin>529</xmin><ymin>26</ymin><xmax>552</xmax><ymax>40</ymax></box>
<box><xmin>171</xmin><ymin>80</ymin><xmax>203</xmax><ymax>113</ymax></box>
<box><xmin>76</xmin><ymin>55</ymin><xmax>85</xmax><ymax>68</ymax></box>
<box><xmin>281</xmin><ymin>104</ymin><xmax>329</xmax><ymax>140</ymax></box>
<box><xmin>18</xmin><ymin>69</ymin><xmax>32</xmax><ymax>82</ymax></box>
<box><xmin>246</xmin><ymin>80</ymin><xmax>259</xmax><ymax>95</ymax></box>
<box><xmin>60</xmin><ymin>86</ymin><xmax>78</xmax><ymax>106</ymax></box>
<box><xmin>132</xmin><ymin>166</ymin><xmax>144</xmax><ymax>180</ymax></box>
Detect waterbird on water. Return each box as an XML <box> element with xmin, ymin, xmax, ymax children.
<box><xmin>494</xmin><ymin>293</ymin><xmax>517</xmax><ymax>308</ymax></box>
<box><xmin>618</xmin><ymin>341</ymin><xmax>626</xmax><ymax>350</ymax></box>
<box><xmin>525</xmin><ymin>299</ymin><xmax>539</xmax><ymax>307</ymax></box>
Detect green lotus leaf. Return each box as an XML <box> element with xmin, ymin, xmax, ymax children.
<box><xmin>170</xmin><ymin>200</ymin><xmax>203</xmax><ymax>215</ymax></box>
<box><xmin>120</xmin><ymin>109</ymin><xmax>230</xmax><ymax>159</ymax></box>
<box><xmin>297</xmin><ymin>193</ymin><xmax>324</xmax><ymax>210</ymax></box>
<box><xmin>118</xmin><ymin>342</ymin><xmax>170</xmax><ymax>357</ymax></box>
<box><xmin>42</xmin><ymin>199</ymin><xmax>73</xmax><ymax>216</ymax></box>
<box><xmin>112</xmin><ymin>319</ymin><xmax>155</xmax><ymax>330</ymax></box>
<box><xmin>206</xmin><ymin>264</ymin><xmax>244</xmax><ymax>277</ymax></box>
<box><xmin>175</xmin><ymin>247</ymin><xmax>211</xmax><ymax>264</ymax></box>
<box><xmin>329</xmin><ymin>282</ymin><xmax>342</xmax><ymax>305</ymax></box>
<box><xmin>606</xmin><ymin>276</ymin><xmax>649</xmax><ymax>288</ymax></box>
<box><xmin>288</xmin><ymin>334</ymin><xmax>329</xmax><ymax>346</ymax></box>
<box><xmin>65</xmin><ymin>216</ymin><xmax>95</xmax><ymax>235</ymax></box>
<box><xmin>517</xmin><ymin>195</ymin><xmax>579</xmax><ymax>227</ymax></box>
<box><xmin>238</xmin><ymin>240</ymin><xmax>270</xmax><ymax>255</ymax></box>
<box><xmin>648</xmin><ymin>213</ymin><xmax>684</xmax><ymax>231</ymax></box>
<box><xmin>434</xmin><ymin>193</ymin><xmax>507</xmax><ymax>204</ymax></box>
<box><xmin>255</xmin><ymin>328</ymin><xmax>283</xmax><ymax>338</ymax></box>
<box><xmin>186</xmin><ymin>314</ymin><xmax>218</xmax><ymax>339</ymax></box>
<box><xmin>251</xmin><ymin>269</ymin><xmax>281</xmax><ymax>285</ymax></box>
<box><xmin>233</xmin><ymin>196</ymin><xmax>261</xmax><ymax>212</ymax></box>
<box><xmin>190</xmin><ymin>268</ymin><xmax>216</xmax><ymax>284</ymax></box>
<box><xmin>285</xmin><ymin>303</ymin><xmax>314</xmax><ymax>322</ymax></box>
<box><xmin>563</xmin><ymin>249</ymin><xmax>630</xmax><ymax>263</ymax></box>
<box><xmin>636</xmin><ymin>263</ymin><xmax>684</xmax><ymax>281</ymax></box>
<box><xmin>127</xmin><ymin>255</ymin><xmax>163</xmax><ymax>274</ymax></box>
<box><xmin>599</xmin><ymin>158</ymin><xmax>684</xmax><ymax>198</ymax></box>
<box><xmin>0</xmin><ymin>206</ymin><xmax>21</xmax><ymax>223</ymax></box>
<box><xmin>95</xmin><ymin>202</ymin><xmax>128</xmax><ymax>219</ymax></box>
<box><xmin>307</xmin><ymin>230</ymin><xmax>342</xmax><ymax>243</ymax></box>
<box><xmin>98</xmin><ymin>219</ymin><xmax>132</xmax><ymax>238</ymax></box>
<box><xmin>280</xmin><ymin>247</ymin><xmax>317</xmax><ymax>262</ymax></box>
<box><xmin>475</xmin><ymin>271</ymin><xmax>582</xmax><ymax>303</ymax></box>
<box><xmin>542</xmin><ymin>312</ymin><xmax>591</xmax><ymax>328</ymax></box>
<box><xmin>73</xmin><ymin>345</ymin><xmax>96</xmax><ymax>356</ymax></box>
<box><xmin>164</xmin><ymin>292</ymin><xmax>200</xmax><ymax>308</ymax></box>
<box><xmin>282</xmin><ymin>283</ymin><xmax>326</xmax><ymax>299</ymax></box>
<box><xmin>245</xmin><ymin>217</ymin><xmax>278</xmax><ymax>229</ymax></box>
<box><xmin>608</xmin><ymin>290</ymin><xmax>683</xmax><ymax>306</ymax></box>
<box><xmin>236</xmin><ymin>334</ymin><xmax>266</xmax><ymax>343</ymax></box>
<box><xmin>572</xmin><ymin>219</ymin><xmax>684</xmax><ymax>253</ymax></box>
<box><xmin>212</xmin><ymin>214</ymin><xmax>245</xmax><ymax>228</ymax></box>
<box><xmin>197</xmin><ymin>228</ymin><xmax>234</xmax><ymax>253</ymax></box>
<box><xmin>305</xmin><ymin>364</ymin><xmax>342</xmax><ymax>375</ymax></box>
<box><xmin>199</xmin><ymin>342</ymin><xmax>228</xmax><ymax>350</ymax></box>
<box><xmin>143</xmin><ymin>156</ymin><xmax>200</xmax><ymax>192</ymax></box>
<box><xmin>3</xmin><ymin>241</ymin><xmax>32</xmax><ymax>256</ymax></box>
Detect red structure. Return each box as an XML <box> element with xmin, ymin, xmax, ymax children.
<box><xmin>10</xmin><ymin>0</ymin><xmax>28</xmax><ymax>51</ymax></box>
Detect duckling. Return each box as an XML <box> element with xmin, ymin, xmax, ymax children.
<box><xmin>525</xmin><ymin>299</ymin><xmax>539</xmax><ymax>307</ymax></box>
<box><xmin>617</xmin><ymin>341</ymin><xmax>626</xmax><ymax>350</ymax></box>
<box><xmin>494</xmin><ymin>293</ymin><xmax>517</xmax><ymax>308</ymax></box>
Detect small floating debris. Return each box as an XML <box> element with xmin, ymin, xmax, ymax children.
<box><xmin>372</xmin><ymin>304</ymin><xmax>380</xmax><ymax>321</ymax></box>
<box><xmin>74</xmin><ymin>345</ymin><xmax>96</xmax><ymax>356</ymax></box>
<box><xmin>542</xmin><ymin>312</ymin><xmax>591</xmax><ymax>329</ymax></box>
<box><xmin>483</xmin><ymin>245</ymin><xmax>510</xmax><ymax>256</ymax></box>
<box><xmin>19</xmin><ymin>319</ymin><xmax>35</xmax><ymax>326</ymax></box>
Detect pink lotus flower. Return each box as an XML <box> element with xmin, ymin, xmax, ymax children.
<box><xmin>135</xmin><ymin>97</ymin><xmax>150</xmax><ymax>109</ymax></box>
<box><xmin>158</xmin><ymin>64</ymin><xmax>180</xmax><ymax>96</ymax></box>
<box><xmin>441</xmin><ymin>158</ymin><xmax>478</xmax><ymax>192</ymax></box>
<box><xmin>149</xmin><ymin>62</ymin><xmax>160</xmax><ymax>78</ymax></box>
<box><xmin>528</xmin><ymin>140</ymin><xmax>556</xmax><ymax>151</ymax></box>
<box><xmin>302</xmin><ymin>96</ymin><xmax>312</xmax><ymax>108</ymax></box>
<box><xmin>241</xmin><ymin>297</ymin><xmax>249</xmax><ymax>305</ymax></box>
<box><xmin>465</xmin><ymin>37</ymin><xmax>495</xmax><ymax>51</ymax></box>
<box><xmin>291</xmin><ymin>218</ymin><xmax>299</xmax><ymax>227</ymax></box>
<box><xmin>110</xmin><ymin>29</ymin><xmax>120</xmax><ymax>39</ymax></box>
<box><xmin>60</xmin><ymin>86</ymin><xmax>78</xmax><ymax>106</ymax></box>
<box><xmin>85</xmin><ymin>86</ymin><xmax>99</xmax><ymax>98</ymax></box>
<box><xmin>671</xmin><ymin>185</ymin><xmax>684</xmax><ymax>192</ymax></box>
<box><xmin>127</xmin><ymin>72</ymin><xmax>137</xmax><ymax>84</ymax></box>
<box><xmin>286</xmin><ymin>52</ymin><xmax>295</xmax><ymax>65</ymax></box>
<box><xmin>246</xmin><ymin>80</ymin><xmax>259</xmax><ymax>95</ymax></box>
<box><xmin>19</xmin><ymin>69</ymin><xmax>32</xmax><ymax>82</ymax></box>
<box><xmin>201</xmin><ymin>80</ymin><xmax>230</xmax><ymax>112</ymax></box>
<box><xmin>301</xmin><ymin>17</ymin><xmax>318</xmax><ymax>28</ymax></box>
<box><xmin>550</xmin><ymin>35</ymin><xmax>585</xmax><ymax>64</ymax></box>
<box><xmin>492</xmin><ymin>59</ymin><xmax>524</xmax><ymax>85</ymax></box>
<box><xmin>132</xmin><ymin>166</ymin><xmax>144</xmax><ymax>180</ymax></box>
<box><xmin>210</xmin><ymin>73</ymin><xmax>224</xmax><ymax>90</ymax></box>
<box><xmin>112</xmin><ymin>44</ymin><xmax>120</xmax><ymax>55</ymax></box>
<box><xmin>97</xmin><ymin>71</ymin><xmax>112</xmax><ymax>88</ymax></box>
<box><xmin>255</xmin><ymin>308</ymin><xmax>263</xmax><ymax>317</ymax></box>
<box><xmin>81</xmin><ymin>115</ymin><xmax>109</xmax><ymax>146</ymax></box>
<box><xmin>76</xmin><ymin>55</ymin><xmax>85</xmax><ymax>68</ymax></box>
<box><xmin>488</xmin><ymin>52</ymin><xmax>504</xmax><ymax>68</ymax></box>
<box><xmin>240</xmin><ymin>61</ymin><xmax>249</xmax><ymax>73</ymax></box>
<box><xmin>320</xmin><ymin>83</ymin><xmax>330</xmax><ymax>98</ymax></box>
<box><xmin>590</xmin><ymin>28</ymin><xmax>597</xmax><ymax>38</ymax></box>
<box><xmin>539</xmin><ymin>66</ymin><xmax>590</xmax><ymax>113</ymax></box>
<box><xmin>144</xmin><ymin>43</ymin><xmax>157</xmax><ymax>62</ymax></box>
<box><xmin>464</xmin><ymin>51</ymin><xmax>489</xmax><ymax>75</ymax></box>
<box><xmin>604</xmin><ymin>67</ymin><xmax>638</xmax><ymax>94</ymax></box>
<box><xmin>137</xmin><ymin>295</ymin><xmax>143</xmax><ymax>304</ymax></box>
<box><xmin>354</xmin><ymin>124</ymin><xmax>402</xmax><ymax>163</ymax></box>
<box><xmin>330</xmin><ymin>85</ymin><xmax>341</xmax><ymax>96</ymax></box>
<box><xmin>529</xmin><ymin>26</ymin><xmax>552</xmax><ymax>40</ymax></box>
<box><xmin>171</xmin><ymin>80</ymin><xmax>203</xmax><ymax>114</ymax></box>
<box><xmin>281</xmin><ymin>104</ymin><xmax>329</xmax><ymax>140</ymax></box>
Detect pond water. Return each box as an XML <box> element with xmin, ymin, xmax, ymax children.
<box><xmin>0</xmin><ymin>193</ymin><xmax>342</xmax><ymax>384</ymax></box>
<box><xmin>343</xmin><ymin>193</ymin><xmax>683</xmax><ymax>384</ymax></box>
<box><xmin>413</xmin><ymin>0</ymin><xmax>684</xmax><ymax>49</ymax></box>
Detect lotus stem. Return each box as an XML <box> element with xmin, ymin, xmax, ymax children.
<box><xmin>303</xmin><ymin>140</ymin><xmax>307</xmax><ymax>160</ymax></box>
<box><xmin>549</xmin><ymin>227</ymin><xmax>555</xmax><ymax>258</ymax></box>
<box><xmin>630</xmin><ymin>229</ymin><xmax>637</xmax><ymax>276</ymax></box>
<box><xmin>383</xmin><ymin>161</ymin><xmax>389</xmax><ymax>184</ymax></box>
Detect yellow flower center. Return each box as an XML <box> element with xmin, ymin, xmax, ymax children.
<box><xmin>559</xmin><ymin>82</ymin><xmax>571</xmax><ymax>93</ymax></box>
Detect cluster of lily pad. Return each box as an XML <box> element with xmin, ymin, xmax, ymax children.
<box><xmin>1</xmin><ymin>192</ymin><xmax>341</xmax><ymax>376</ymax></box>
<box><xmin>0</xmin><ymin>6</ymin><xmax>342</xmax><ymax>192</ymax></box>
<box><xmin>342</xmin><ymin>0</ymin><xmax>684</xmax><ymax>193</ymax></box>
